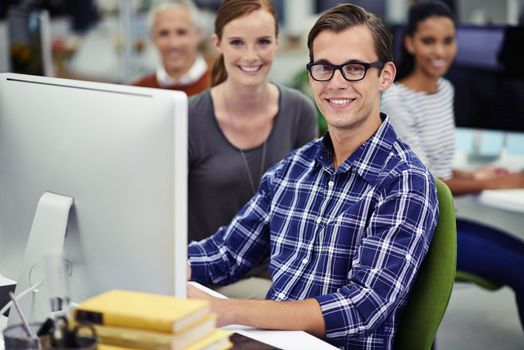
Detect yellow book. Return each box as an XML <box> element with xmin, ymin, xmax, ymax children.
<box><xmin>73</xmin><ymin>290</ymin><xmax>210</xmax><ymax>333</ymax></box>
<box><xmin>99</xmin><ymin>345</ymin><xmax>134</xmax><ymax>350</ymax></box>
<box><xmin>97</xmin><ymin>329</ymin><xmax>231</xmax><ymax>350</ymax></box>
<box><xmin>95</xmin><ymin>314</ymin><xmax>217</xmax><ymax>350</ymax></box>
<box><xmin>184</xmin><ymin>329</ymin><xmax>232</xmax><ymax>350</ymax></box>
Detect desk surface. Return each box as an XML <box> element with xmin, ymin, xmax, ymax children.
<box><xmin>227</xmin><ymin>326</ymin><xmax>337</xmax><ymax>350</ymax></box>
<box><xmin>453</xmin><ymin>152</ymin><xmax>524</xmax><ymax>239</ymax></box>
<box><xmin>478</xmin><ymin>189</ymin><xmax>524</xmax><ymax>214</ymax></box>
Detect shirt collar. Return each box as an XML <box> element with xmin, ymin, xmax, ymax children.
<box><xmin>315</xmin><ymin>113</ymin><xmax>398</xmax><ymax>185</ymax></box>
<box><xmin>156</xmin><ymin>55</ymin><xmax>208</xmax><ymax>87</ymax></box>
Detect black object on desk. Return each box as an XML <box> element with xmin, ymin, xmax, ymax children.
<box><xmin>0</xmin><ymin>279</ymin><xmax>16</xmax><ymax>317</ymax></box>
<box><xmin>48</xmin><ymin>316</ymin><xmax>97</xmax><ymax>349</ymax></box>
<box><xmin>230</xmin><ymin>332</ymin><xmax>282</xmax><ymax>350</ymax></box>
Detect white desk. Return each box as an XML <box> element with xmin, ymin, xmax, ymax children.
<box><xmin>478</xmin><ymin>189</ymin><xmax>524</xmax><ymax>214</ymax></box>
<box><xmin>226</xmin><ymin>325</ymin><xmax>338</xmax><ymax>350</ymax></box>
<box><xmin>453</xmin><ymin>152</ymin><xmax>524</xmax><ymax>240</ymax></box>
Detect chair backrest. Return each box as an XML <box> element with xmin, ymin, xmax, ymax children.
<box><xmin>394</xmin><ymin>177</ymin><xmax>457</xmax><ymax>350</ymax></box>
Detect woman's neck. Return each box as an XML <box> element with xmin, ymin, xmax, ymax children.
<box><xmin>220</xmin><ymin>80</ymin><xmax>273</xmax><ymax>115</ymax></box>
<box><xmin>212</xmin><ymin>79</ymin><xmax>277</xmax><ymax>149</ymax></box>
<box><xmin>401</xmin><ymin>70</ymin><xmax>439</xmax><ymax>93</ymax></box>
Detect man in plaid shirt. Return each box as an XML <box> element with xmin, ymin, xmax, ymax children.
<box><xmin>188</xmin><ymin>3</ymin><xmax>438</xmax><ymax>349</ymax></box>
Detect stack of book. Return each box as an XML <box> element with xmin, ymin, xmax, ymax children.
<box><xmin>72</xmin><ymin>289</ymin><xmax>232</xmax><ymax>350</ymax></box>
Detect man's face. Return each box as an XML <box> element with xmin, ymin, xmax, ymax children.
<box><xmin>151</xmin><ymin>5</ymin><xmax>202</xmax><ymax>79</ymax></box>
<box><xmin>309</xmin><ymin>25</ymin><xmax>393</xmax><ymax>134</ymax></box>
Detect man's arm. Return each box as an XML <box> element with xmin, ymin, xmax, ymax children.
<box><xmin>187</xmin><ymin>283</ymin><xmax>326</xmax><ymax>337</ymax></box>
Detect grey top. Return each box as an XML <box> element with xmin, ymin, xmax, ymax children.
<box><xmin>188</xmin><ymin>84</ymin><xmax>318</xmax><ymax>242</ymax></box>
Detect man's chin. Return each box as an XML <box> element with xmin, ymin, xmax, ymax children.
<box><xmin>164</xmin><ymin>59</ymin><xmax>189</xmax><ymax>71</ymax></box>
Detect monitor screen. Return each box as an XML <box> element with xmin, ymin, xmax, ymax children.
<box><xmin>391</xmin><ymin>24</ymin><xmax>524</xmax><ymax>133</ymax></box>
<box><xmin>0</xmin><ymin>73</ymin><xmax>188</xmax><ymax>323</ymax></box>
<box><xmin>7</xmin><ymin>5</ymin><xmax>53</xmax><ymax>76</ymax></box>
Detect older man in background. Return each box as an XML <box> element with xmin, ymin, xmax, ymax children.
<box><xmin>132</xmin><ymin>0</ymin><xmax>211</xmax><ymax>96</ymax></box>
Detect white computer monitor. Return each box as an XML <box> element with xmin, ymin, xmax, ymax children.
<box><xmin>0</xmin><ymin>73</ymin><xmax>187</xmax><ymax>323</ymax></box>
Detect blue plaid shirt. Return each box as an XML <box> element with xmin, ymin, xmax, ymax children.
<box><xmin>189</xmin><ymin>116</ymin><xmax>438</xmax><ymax>350</ymax></box>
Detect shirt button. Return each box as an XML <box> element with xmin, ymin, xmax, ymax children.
<box><xmin>316</xmin><ymin>217</ymin><xmax>322</xmax><ymax>224</ymax></box>
<box><xmin>302</xmin><ymin>258</ymin><xmax>308</xmax><ymax>265</ymax></box>
<box><xmin>406</xmin><ymin>254</ymin><xmax>412</xmax><ymax>262</ymax></box>
<box><xmin>328</xmin><ymin>181</ymin><xmax>334</xmax><ymax>187</ymax></box>
<box><xmin>278</xmin><ymin>292</ymin><xmax>285</xmax><ymax>299</ymax></box>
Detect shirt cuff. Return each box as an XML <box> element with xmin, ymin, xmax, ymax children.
<box><xmin>315</xmin><ymin>292</ymin><xmax>355</xmax><ymax>343</ymax></box>
<box><xmin>187</xmin><ymin>243</ymin><xmax>211</xmax><ymax>283</ymax></box>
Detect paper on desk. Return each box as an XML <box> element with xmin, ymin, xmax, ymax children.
<box><xmin>187</xmin><ymin>281</ymin><xmax>228</xmax><ymax>299</ymax></box>
<box><xmin>0</xmin><ymin>275</ymin><xmax>16</xmax><ymax>287</ymax></box>
<box><xmin>225</xmin><ymin>325</ymin><xmax>339</xmax><ymax>350</ymax></box>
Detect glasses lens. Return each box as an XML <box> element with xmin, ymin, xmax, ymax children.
<box><xmin>342</xmin><ymin>64</ymin><xmax>366</xmax><ymax>80</ymax></box>
<box><xmin>311</xmin><ymin>64</ymin><xmax>334</xmax><ymax>81</ymax></box>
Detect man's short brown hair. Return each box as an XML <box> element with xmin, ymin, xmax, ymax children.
<box><xmin>307</xmin><ymin>4</ymin><xmax>393</xmax><ymax>65</ymax></box>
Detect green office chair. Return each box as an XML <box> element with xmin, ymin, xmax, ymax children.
<box><xmin>394</xmin><ymin>178</ymin><xmax>457</xmax><ymax>350</ymax></box>
<box><xmin>455</xmin><ymin>271</ymin><xmax>503</xmax><ymax>291</ymax></box>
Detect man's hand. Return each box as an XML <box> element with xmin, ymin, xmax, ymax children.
<box><xmin>187</xmin><ymin>283</ymin><xmax>231</xmax><ymax>326</ymax></box>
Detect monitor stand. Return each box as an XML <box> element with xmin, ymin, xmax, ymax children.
<box><xmin>467</xmin><ymin>130</ymin><xmax>507</xmax><ymax>165</ymax></box>
<box><xmin>7</xmin><ymin>192</ymin><xmax>73</xmax><ymax>325</ymax></box>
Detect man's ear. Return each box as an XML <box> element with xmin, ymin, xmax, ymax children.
<box><xmin>379</xmin><ymin>61</ymin><xmax>396</xmax><ymax>91</ymax></box>
<box><xmin>211</xmin><ymin>33</ymin><xmax>221</xmax><ymax>55</ymax></box>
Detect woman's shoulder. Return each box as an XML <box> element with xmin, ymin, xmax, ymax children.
<box><xmin>189</xmin><ymin>89</ymin><xmax>212</xmax><ymax>108</ymax></box>
<box><xmin>382</xmin><ymin>82</ymin><xmax>405</xmax><ymax>102</ymax></box>
<box><xmin>188</xmin><ymin>89</ymin><xmax>215</xmax><ymax>120</ymax></box>
<box><xmin>188</xmin><ymin>89</ymin><xmax>216</xmax><ymax>132</ymax></box>
<box><xmin>276</xmin><ymin>84</ymin><xmax>316</xmax><ymax>119</ymax></box>
<box><xmin>438</xmin><ymin>78</ymin><xmax>454</xmax><ymax>94</ymax></box>
<box><xmin>278</xmin><ymin>84</ymin><xmax>314</xmax><ymax>106</ymax></box>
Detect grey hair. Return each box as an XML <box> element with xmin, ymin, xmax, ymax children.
<box><xmin>147</xmin><ymin>0</ymin><xmax>203</xmax><ymax>33</ymax></box>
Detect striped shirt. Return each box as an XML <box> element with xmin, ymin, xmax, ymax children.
<box><xmin>381</xmin><ymin>78</ymin><xmax>455</xmax><ymax>179</ymax></box>
<box><xmin>188</xmin><ymin>117</ymin><xmax>438</xmax><ymax>350</ymax></box>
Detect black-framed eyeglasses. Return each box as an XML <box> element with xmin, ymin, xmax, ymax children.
<box><xmin>306</xmin><ymin>60</ymin><xmax>384</xmax><ymax>82</ymax></box>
